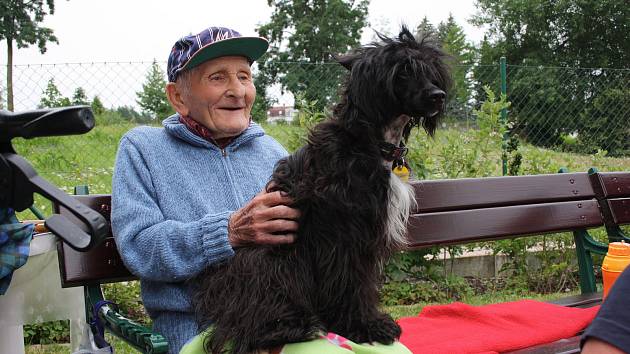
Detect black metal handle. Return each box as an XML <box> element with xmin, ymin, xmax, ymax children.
<box><xmin>0</xmin><ymin>106</ymin><xmax>94</xmax><ymax>141</ymax></box>
<box><xmin>2</xmin><ymin>153</ymin><xmax>108</xmax><ymax>251</ymax></box>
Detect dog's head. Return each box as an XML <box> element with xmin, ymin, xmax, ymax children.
<box><xmin>334</xmin><ymin>26</ymin><xmax>452</xmax><ymax>146</ymax></box>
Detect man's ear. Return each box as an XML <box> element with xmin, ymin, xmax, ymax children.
<box><xmin>165</xmin><ymin>82</ymin><xmax>190</xmax><ymax>117</ymax></box>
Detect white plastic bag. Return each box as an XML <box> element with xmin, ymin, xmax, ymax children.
<box><xmin>72</xmin><ymin>324</ymin><xmax>114</xmax><ymax>354</ymax></box>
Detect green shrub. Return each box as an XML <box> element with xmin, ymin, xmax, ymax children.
<box><xmin>103</xmin><ymin>281</ymin><xmax>151</xmax><ymax>326</ymax></box>
<box><xmin>381</xmin><ymin>274</ymin><xmax>474</xmax><ymax>306</ymax></box>
<box><xmin>24</xmin><ymin>320</ymin><xmax>69</xmax><ymax>345</ymax></box>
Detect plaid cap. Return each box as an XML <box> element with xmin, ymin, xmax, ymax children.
<box><xmin>167</xmin><ymin>26</ymin><xmax>269</xmax><ymax>82</ymax></box>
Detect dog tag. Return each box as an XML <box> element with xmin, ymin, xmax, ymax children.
<box><xmin>393</xmin><ymin>164</ymin><xmax>410</xmax><ymax>182</ymax></box>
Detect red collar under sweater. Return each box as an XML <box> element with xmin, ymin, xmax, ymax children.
<box><xmin>179</xmin><ymin>114</ymin><xmax>251</xmax><ymax>149</ymax></box>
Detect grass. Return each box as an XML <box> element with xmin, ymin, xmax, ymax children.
<box><xmin>13</xmin><ymin>120</ymin><xmax>629</xmax><ymax>221</ymax></box>
<box><xmin>25</xmin><ymin>344</ymin><xmax>70</xmax><ymax>354</ymax></box>
<box><xmin>25</xmin><ymin>334</ymin><xmax>137</xmax><ymax>353</ymax></box>
<box><xmin>24</xmin><ymin>290</ymin><xmax>582</xmax><ymax>353</ymax></box>
<box><xmin>385</xmin><ymin>290</ymin><xmax>581</xmax><ymax>319</ymax></box>
<box><xmin>12</xmin><ymin>120</ymin><xmax>630</xmax><ymax>189</ymax></box>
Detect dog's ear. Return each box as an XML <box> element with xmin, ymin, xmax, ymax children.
<box><xmin>398</xmin><ymin>25</ymin><xmax>415</xmax><ymax>42</ymax></box>
<box><xmin>335</xmin><ymin>53</ymin><xmax>358</xmax><ymax>71</ymax></box>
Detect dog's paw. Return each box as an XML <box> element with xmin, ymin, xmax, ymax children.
<box><xmin>346</xmin><ymin>316</ymin><xmax>402</xmax><ymax>345</ymax></box>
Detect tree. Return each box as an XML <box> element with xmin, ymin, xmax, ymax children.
<box><xmin>256</xmin><ymin>0</ymin><xmax>369</xmax><ymax>111</ymax></box>
<box><xmin>415</xmin><ymin>16</ymin><xmax>436</xmax><ymax>37</ymax></box>
<box><xmin>436</xmin><ymin>14</ymin><xmax>476</xmax><ymax>120</ymax></box>
<box><xmin>577</xmin><ymin>88</ymin><xmax>630</xmax><ymax>156</ymax></box>
<box><xmin>71</xmin><ymin>87</ymin><xmax>89</xmax><ymax>105</ymax></box>
<box><xmin>0</xmin><ymin>0</ymin><xmax>59</xmax><ymax>111</ymax></box>
<box><xmin>91</xmin><ymin>95</ymin><xmax>105</xmax><ymax>115</ymax></box>
<box><xmin>39</xmin><ymin>78</ymin><xmax>70</xmax><ymax>108</ymax></box>
<box><xmin>471</xmin><ymin>0</ymin><xmax>630</xmax><ymax>153</ymax></box>
<box><xmin>115</xmin><ymin>105</ymin><xmax>144</xmax><ymax>122</ymax></box>
<box><xmin>472</xmin><ymin>0</ymin><xmax>629</xmax><ymax>69</ymax></box>
<box><xmin>136</xmin><ymin>60</ymin><xmax>173</xmax><ymax>120</ymax></box>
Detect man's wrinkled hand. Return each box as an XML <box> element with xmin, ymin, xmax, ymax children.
<box><xmin>228</xmin><ymin>190</ymin><xmax>299</xmax><ymax>248</ymax></box>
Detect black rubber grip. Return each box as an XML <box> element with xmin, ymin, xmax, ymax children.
<box><xmin>0</xmin><ymin>106</ymin><xmax>95</xmax><ymax>141</ymax></box>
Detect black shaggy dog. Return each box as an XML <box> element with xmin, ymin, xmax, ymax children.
<box><xmin>193</xmin><ymin>26</ymin><xmax>451</xmax><ymax>354</ymax></box>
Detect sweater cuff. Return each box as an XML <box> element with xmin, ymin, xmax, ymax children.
<box><xmin>200</xmin><ymin>211</ymin><xmax>235</xmax><ymax>265</ymax></box>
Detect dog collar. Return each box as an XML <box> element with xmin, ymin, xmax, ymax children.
<box><xmin>379</xmin><ymin>142</ymin><xmax>408</xmax><ymax>161</ymax></box>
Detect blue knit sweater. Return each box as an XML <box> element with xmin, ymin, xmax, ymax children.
<box><xmin>111</xmin><ymin>114</ymin><xmax>287</xmax><ymax>351</ymax></box>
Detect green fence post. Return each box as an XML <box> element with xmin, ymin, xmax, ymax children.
<box><xmin>500</xmin><ymin>56</ymin><xmax>508</xmax><ymax>176</ymax></box>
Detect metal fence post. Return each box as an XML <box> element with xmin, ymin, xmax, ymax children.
<box><xmin>500</xmin><ymin>57</ymin><xmax>508</xmax><ymax>176</ymax></box>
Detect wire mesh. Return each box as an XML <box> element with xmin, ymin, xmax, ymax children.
<box><xmin>1</xmin><ymin>60</ymin><xmax>628</xmax><ymax>184</ymax></box>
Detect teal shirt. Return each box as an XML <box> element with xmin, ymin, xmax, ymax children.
<box><xmin>111</xmin><ymin>114</ymin><xmax>287</xmax><ymax>352</ymax></box>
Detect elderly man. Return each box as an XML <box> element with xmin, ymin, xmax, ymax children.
<box><xmin>111</xmin><ymin>27</ymin><xmax>299</xmax><ymax>353</ymax></box>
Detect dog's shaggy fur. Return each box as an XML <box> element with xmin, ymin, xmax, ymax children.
<box><xmin>193</xmin><ymin>26</ymin><xmax>451</xmax><ymax>354</ymax></box>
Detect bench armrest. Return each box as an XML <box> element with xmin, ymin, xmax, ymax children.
<box><xmin>85</xmin><ymin>284</ymin><xmax>169</xmax><ymax>354</ymax></box>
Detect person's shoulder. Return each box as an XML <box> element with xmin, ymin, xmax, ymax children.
<box><xmin>118</xmin><ymin>125</ymin><xmax>172</xmax><ymax>150</ymax></box>
<box><xmin>259</xmin><ymin>134</ymin><xmax>286</xmax><ymax>150</ymax></box>
<box><xmin>121</xmin><ymin>125</ymin><xmax>166</xmax><ymax>143</ymax></box>
<box><xmin>259</xmin><ymin>135</ymin><xmax>289</xmax><ymax>158</ymax></box>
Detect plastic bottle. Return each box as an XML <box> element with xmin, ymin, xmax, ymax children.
<box><xmin>601</xmin><ymin>241</ymin><xmax>630</xmax><ymax>298</ymax></box>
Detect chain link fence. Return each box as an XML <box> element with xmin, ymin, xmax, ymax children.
<box><xmin>505</xmin><ymin>65</ymin><xmax>629</xmax><ymax>157</ymax></box>
<box><xmin>5</xmin><ymin>61</ymin><xmax>151</xmax><ymax>112</ymax></box>
<box><xmin>1</xmin><ymin>60</ymin><xmax>628</xmax><ymax>173</ymax></box>
<box><xmin>4</xmin><ymin>60</ymin><xmax>628</xmax><ymax>149</ymax></box>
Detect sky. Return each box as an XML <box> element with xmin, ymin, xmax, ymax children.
<box><xmin>2</xmin><ymin>0</ymin><xmax>486</xmax><ymax>65</ymax></box>
<box><xmin>1</xmin><ymin>0</ymin><xmax>486</xmax><ymax>111</ymax></box>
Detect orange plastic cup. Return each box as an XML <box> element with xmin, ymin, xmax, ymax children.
<box><xmin>602</xmin><ymin>241</ymin><xmax>630</xmax><ymax>298</ymax></box>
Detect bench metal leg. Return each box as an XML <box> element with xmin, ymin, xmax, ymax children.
<box><xmin>573</xmin><ymin>229</ymin><xmax>608</xmax><ymax>294</ymax></box>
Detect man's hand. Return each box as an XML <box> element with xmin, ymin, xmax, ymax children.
<box><xmin>228</xmin><ymin>190</ymin><xmax>299</xmax><ymax>247</ymax></box>
<box><xmin>582</xmin><ymin>338</ymin><xmax>625</xmax><ymax>354</ymax></box>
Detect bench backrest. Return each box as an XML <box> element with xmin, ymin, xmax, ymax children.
<box><xmin>406</xmin><ymin>172</ymin><xmax>605</xmax><ymax>248</ymax></box>
<box><xmin>55</xmin><ymin>171</ymin><xmax>629</xmax><ymax>288</ymax></box>
<box><xmin>591</xmin><ymin>172</ymin><xmax>630</xmax><ymax>227</ymax></box>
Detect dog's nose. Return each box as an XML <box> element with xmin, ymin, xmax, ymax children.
<box><xmin>428</xmin><ymin>89</ymin><xmax>446</xmax><ymax>102</ymax></box>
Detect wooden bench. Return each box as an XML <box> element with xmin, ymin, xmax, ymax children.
<box><xmin>55</xmin><ymin>169</ymin><xmax>630</xmax><ymax>353</ymax></box>
<box><xmin>54</xmin><ymin>190</ymin><xmax>168</xmax><ymax>353</ymax></box>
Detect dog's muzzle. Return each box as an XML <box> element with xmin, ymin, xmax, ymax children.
<box><xmin>379</xmin><ymin>142</ymin><xmax>408</xmax><ymax>161</ymax></box>
<box><xmin>425</xmin><ymin>89</ymin><xmax>446</xmax><ymax>118</ymax></box>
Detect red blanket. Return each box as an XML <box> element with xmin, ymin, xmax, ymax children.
<box><xmin>398</xmin><ymin>300</ymin><xmax>599</xmax><ymax>354</ymax></box>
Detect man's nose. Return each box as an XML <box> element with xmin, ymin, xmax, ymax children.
<box><xmin>225</xmin><ymin>75</ymin><xmax>246</xmax><ymax>97</ymax></box>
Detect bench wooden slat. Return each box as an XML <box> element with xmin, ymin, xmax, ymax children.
<box><xmin>54</xmin><ymin>194</ymin><xmax>136</xmax><ymax>287</ymax></box>
<box><xmin>547</xmin><ymin>292</ymin><xmax>602</xmax><ymax>308</ymax></box>
<box><xmin>406</xmin><ymin>200</ymin><xmax>603</xmax><ymax>248</ymax></box>
<box><xmin>607</xmin><ymin>198</ymin><xmax>630</xmax><ymax>225</ymax></box>
<box><xmin>595</xmin><ymin>172</ymin><xmax>630</xmax><ymax>198</ymax></box>
<box><xmin>505</xmin><ymin>335</ymin><xmax>581</xmax><ymax>354</ymax></box>
<box><xmin>411</xmin><ymin>173</ymin><xmax>594</xmax><ymax>213</ymax></box>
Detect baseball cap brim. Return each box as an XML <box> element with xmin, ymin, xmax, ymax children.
<box><xmin>181</xmin><ymin>36</ymin><xmax>269</xmax><ymax>73</ymax></box>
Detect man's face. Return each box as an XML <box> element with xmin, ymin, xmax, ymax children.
<box><xmin>180</xmin><ymin>56</ymin><xmax>255</xmax><ymax>139</ymax></box>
